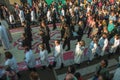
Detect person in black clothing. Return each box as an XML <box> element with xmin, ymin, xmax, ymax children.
<box><xmin>21</xmin><ymin>33</ymin><xmax>32</xmax><ymax>49</ymax></box>
<box><xmin>60</xmin><ymin>16</ymin><xmax>66</xmax><ymax>40</ymax></box>
<box><xmin>39</xmin><ymin>21</ymin><xmax>51</xmax><ymax>53</ymax></box>
<box><xmin>23</xmin><ymin>21</ymin><xmax>33</xmax><ymax>49</ymax></box>
<box><xmin>63</xmin><ymin>23</ymin><xmax>71</xmax><ymax>51</ymax></box>
<box><xmin>52</xmin><ymin>9</ymin><xmax>57</xmax><ymax>30</ymax></box>
<box><xmin>76</xmin><ymin>20</ymin><xmax>84</xmax><ymax>41</ymax></box>
<box><xmin>25</xmin><ymin>10</ymin><xmax>31</xmax><ymax>25</ymax></box>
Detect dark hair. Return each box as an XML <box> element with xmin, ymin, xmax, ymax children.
<box><xmin>25</xmin><ymin>47</ymin><xmax>30</xmax><ymax>51</ymax></box>
<box><xmin>67</xmin><ymin>66</ymin><xmax>76</xmax><ymax>74</ymax></box>
<box><xmin>30</xmin><ymin>71</ymin><xmax>39</xmax><ymax>80</ymax></box>
<box><xmin>103</xmin><ymin>59</ymin><xmax>108</xmax><ymax>67</ymax></box>
<box><xmin>5</xmin><ymin>51</ymin><xmax>13</xmax><ymax>59</ymax></box>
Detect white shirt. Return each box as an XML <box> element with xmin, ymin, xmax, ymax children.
<box><xmin>54</xmin><ymin>44</ymin><xmax>63</xmax><ymax>58</ymax></box>
<box><xmin>5</xmin><ymin>57</ymin><xmax>18</xmax><ymax>72</ymax></box>
<box><xmin>112</xmin><ymin>38</ymin><xmax>120</xmax><ymax>48</ymax></box>
<box><xmin>39</xmin><ymin>50</ymin><xmax>48</xmax><ymax>61</ymax></box>
<box><xmin>25</xmin><ymin>50</ymin><xmax>36</xmax><ymax>68</ymax></box>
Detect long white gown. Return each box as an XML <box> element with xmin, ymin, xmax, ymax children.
<box><xmin>87</xmin><ymin>41</ymin><xmax>98</xmax><ymax>61</ymax></box>
<box><xmin>39</xmin><ymin>49</ymin><xmax>49</xmax><ymax>67</ymax></box>
<box><xmin>1</xmin><ymin>19</ymin><xmax>13</xmax><ymax>42</ymax></box>
<box><xmin>98</xmin><ymin>37</ymin><xmax>108</xmax><ymax>56</ymax></box>
<box><xmin>54</xmin><ymin>44</ymin><xmax>63</xmax><ymax>68</ymax></box>
<box><xmin>31</xmin><ymin>10</ymin><xmax>36</xmax><ymax>22</ymax></box>
<box><xmin>25</xmin><ymin>50</ymin><xmax>36</xmax><ymax>68</ymax></box>
<box><xmin>109</xmin><ymin>37</ymin><xmax>120</xmax><ymax>53</ymax></box>
<box><xmin>0</xmin><ymin>25</ymin><xmax>10</xmax><ymax>50</ymax></box>
<box><xmin>19</xmin><ymin>10</ymin><xmax>25</xmax><ymax>23</ymax></box>
<box><xmin>74</xmin><ymin>43</ymin><xmax>85</xmax><ymax>64</ymax></box>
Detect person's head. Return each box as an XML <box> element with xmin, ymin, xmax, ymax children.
<box><xmin>5</xmin><ymin>51</ymin><xmax>13</xmax><ymax>59</ymax></box>
<box><xmin>30</xmin><ymin>71</ymin><xmax>40</xmax><ymax>80</ymax></box>
<box><xmin>79</xmin><ymin>40</ymin><xmax>85</xmax><ymax>46</ymax></box>
<box><xmin>67</xmin><ymin>66</ymin><xmax>76</xmax><ymax>74</ymax></box>
<box><xmin>100</xmin><ymin>59</ymin><xmax>108</xmax><ymax>68</ymax></box>
<box><xmin>54</xmin><ymin>40</ymin><xmax>60</xmax><ymax>46</ymax></box>
<box><xmin>93</xmin><ymin>37</ymin><xmax>98</xmax><ymax>43</ymax></box>
<box><xmin>39</xmin><ymin>43</ymin><xmax>45</xmax><ymax>51</ymax></box>
<box><xmin>102</xmin><ymin>33</ymin><xmax>108</xmax><ymax>39</ymax></box>
<box><xmin>115</xmin><ymin>34</ymin><xmax>119</xmax><ymax>40</ymax></box>
<box><xmin>64</xmin><ymin>73</ymin><xmax>74</xmax><ymax>80</ymax></box>
<box><xmin>109</xmin><ymin>20</ymin><xmax>113</xmax><ymax>24</ymax></box>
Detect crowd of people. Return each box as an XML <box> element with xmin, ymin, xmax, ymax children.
<box><xmin>0</xmin><ymin>0</ymin><xmax>120</xmax><ymax>80</ymax></box>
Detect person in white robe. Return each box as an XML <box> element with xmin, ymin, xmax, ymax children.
<box><xmin>98</xmin><ymin>33</ymin><xmax>108</xmax><ymax>56</ymax></box>
<box><xmin>109</xmin><ymin>34</ymin><xmax>120</xmax><ymax>54</ymax></box>
<box><xmin>9</xmin><ymin>13</ymin><xmax>16</xmax><ymax>28</ymax></box>
<box><xmin>0</xmin><ymin>23</ymin><xmax>10</xmax><ymax>50</ymax></box>
<box><xmin>47</xmin><ymin>9</ymin><xmax>52</xmax><ymax>23</ymax></box>
<box><xmin>0</xmin><ymin>17</ymin><xmax>13</xmax><ymax>42</ymax></box>
<box><xmin>87</xmin><ymin>37</ymin><xmax>98</xmax><ymax>61</ymax></box>
<box><xmin>39</xmin><ymin>44</ymin><xmax>49</xmax><ymax>69</ymax></box>
<box><xmin>4</xmin><ymin>51</ymin><xmax>18</xmax><ymax>73</ymax></box>
<box><xmin>74</xmin><ymin>40</ymin><xmax>85</xmax><ymax>65</ymax></box>
<box><xmin>53</xmin><ymin>40</ymin><xmax>64</xmax><ymax>69</ymax></box>
<box><xmin>25</xmin><ymin>47</ymin><xmax>36</xmax><ymax>71</ymax></box>
<box><xmin>61</xmin><ymin>8</ymin><xmax>65</xmax><ymax>16</ymax></box>
<box><xmin>19</xmin><ymin>9</ymin><xmax>25</xmax><ymax>25</ymax></box>
<box><xmin>31</xmin><ymin>9</ymin><xmax>36</xmax><ymax>24</ymax></box>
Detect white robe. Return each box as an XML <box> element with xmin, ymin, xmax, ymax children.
<box><xmin>9</xmin><ymin>15</ymin><xmax>15</xmax><ymax>24</ymax></box>
<box><xmin>19</xmin><ymin>10</ymin><xmax>25</xmax><ymax>23</ymax></box>
<box><xmin>109</xmin><ymin>38</ymin><xmax>120</xmax><ymax>53</ymax></box>
<box><xmin>74</xmin><ymin>44</ymin><xmax>85</xmax><ymax>64</ymax></box>
<box><xmin>39</xmin><ymin>50</ymin><xmax>49</xmax><ymax>67</ymax></box>
<box><xmin>88</xmin><ymin>41</ymin><xmax>98</xmax><ymax>61</ymax></box>
<box><xmin>47</xmin><ymin>10</ymin><xmax>52</xmax><ymax>22</ymax></box>
<box><xmin>98</xmin><ymin>37</ymin><xmax>108</xmax><ymax>56</ymax></box>
<box><xmin>1</xmin><ymin>20</ymin><xmax>13</xmax><ymax>42</ymax></box>
<box><xmin>0</xmin><ymin>25</ymin><xmax>10</xmax><ymax>49</ymax></box>
<box><xmin>5</xmin><ymin>57</ymin><xmax>18</xmax><ymax>72</ymax></box>
<box><xmin>54</xmin><ymin>44</ymin><xmax>63</xmax><ymax>68</ymax></box>
<box><xmin>25</xmin><ymin>50</ymin><xmax>36</xmax><ymax>68</ymax></box>
<box><xmin>31</xmin><ymin>10</ymin><xmax>36</xmax><ymax>21</ymax></box>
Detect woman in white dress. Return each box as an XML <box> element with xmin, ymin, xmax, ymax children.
<box><xmin>53</xmin><ymin>40</ymin><xmax>64</xmax><ymax>69</ymax></box>
<box><xmin>74</xmin><ymin>40</ymin><xmax>85</xmax><ymax>65</ymax></box>
<box><xmin>87</xmin><ymin>37</ymin><xmax>98</xmax><ymax>62</ymax></box>
<box><xmin>39</xmin><ymin>44</ymin><xmax>49</xmax><ymax>69</ymax></box>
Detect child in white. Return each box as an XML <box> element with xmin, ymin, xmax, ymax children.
<box><xmin>74</xmin><ymin>40</ymin><xmax>85</xmax><ymax>64</ymax></box>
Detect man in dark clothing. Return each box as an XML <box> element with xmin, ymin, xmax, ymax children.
<box><xmin>23</xmin><ymin>22</ymin><xmax>33</xmax><ymax>49</ymax></box>
<box><xmin>63</xmin><ymin>24</ymin><xmax>71</xmax><ymax>51</ymax></box>
<box><xmin>52</xmin><ymin>9</ymin><xmax>57</xmax><ymax>30</ymax></box>
<box><xmin>39</xmin><ymin>21</ymin><xmax>51</xmax><ymax>53</ymax></box>
<box><xmin>25</xmin><ymin>10</ymin><xmax>31</xmax><ymax>25</ymax></box>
